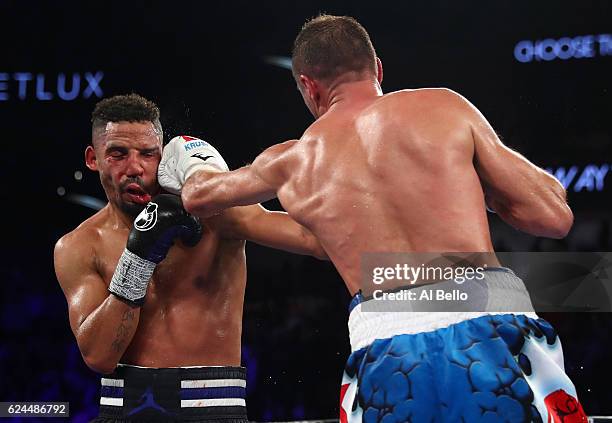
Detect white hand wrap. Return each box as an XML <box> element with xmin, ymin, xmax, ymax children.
<box><xmin>108</xmin><ymin>248</ymin><xmax>156</xmax><ymax>305</ymax></box>
<box><xmin>158</xmin><ymin>135</ymin><xmax>229</xmax><ymax>195</ymax></box>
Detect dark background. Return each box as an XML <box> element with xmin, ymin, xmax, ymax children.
<box><xmin>1</xmin><ymin>1</ymin><xmax>611</xmax><ymax>421</ymax></box>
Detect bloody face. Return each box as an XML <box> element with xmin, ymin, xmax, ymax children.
<box><xmin>92</xmin><ymin>121</ymin><xmax>162</xmax><ymax>218</ymax></box>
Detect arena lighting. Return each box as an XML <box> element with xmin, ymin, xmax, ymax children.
<box><xmin>0</xmin><ymin>71</ymin><xmax>104</xmax><ymax>101</ymax></box>
<box><xmin>263</xmin><ymin>55</ymin><xmax>292</xmax><ymax>70</ymax></box>
<box><xmin>64</xmin><ymin>193</ymin><xmax>106</xmax><ymax>210</ymax></box>
<box><xmin>514</xmin><ymin>34</ymin><xmax>612</xmax><ymax>63</ymax></box>
<box><xmin>546</xmin><ymin>164</ymin><xmax>610</xmax><ymax>192</ymax></box>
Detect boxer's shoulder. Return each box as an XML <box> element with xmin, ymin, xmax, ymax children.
<box><xmin>256</xmin><ymin>139</ymin><xmax>301</xmax><ymax>166</ymax></box>
<box><xmin>300</xmin><ymin>117</ymin><xmax>334</xmax><ymax>143</ymax></box>
<box><xmin>54</xmin><ymin>220</ymin><xmax>102</xmax><ymax>286</ymax></box>
<box><xmin>379</xmin><ymin>87</ymin><xmax>463</xmax><ymax>108</ymax></box>
<box><xmin>55</xmin><ymin>207</ymin><xmax>115</xmax><ymax>261</ymax></box>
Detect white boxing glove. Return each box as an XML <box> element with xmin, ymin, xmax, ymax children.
<box><xmin>158</xmin><ymin>135</ymin><xmax>229</xmax><ymax>194</ymax></box>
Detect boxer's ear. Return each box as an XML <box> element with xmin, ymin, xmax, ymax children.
<box><xmin>299</xmin><ymin>74</ymin><xmax>321</xmax><ymax>117</ymax></box>
<box><xmin>85</xmin><ymin>145</ymin><xmax>98</xmax><ymax>171</ymax></box>
<box><xmin>299</xmin><ymin>75</ymin><xmax>318</xmax><ymax>100</ymax></box>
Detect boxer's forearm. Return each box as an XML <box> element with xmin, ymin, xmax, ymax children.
<box><xmin>76</xmin><ymin>295</ymin><xmax>140</xmax><ymax>374</ymax></box>
<box><xmin>228</xmin><ymin>206</ymin><xmax>329</xmax><ymax>260</ymax></box>
<box><xmin>485</xmin><ymin>164</ymin><xmax>573</xmax><ymax>239</ymax></box>
<box><xmin>182</xmin><ymin>167</ymin><xmax>276</xmax><ymax>218</ymax></box>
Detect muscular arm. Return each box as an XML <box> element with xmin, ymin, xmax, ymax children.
<box><xmin>181</xmin><ymin>140</ymin><xmax>297</xmax><ymax>218</ymax></box>
<box><xmin>455</xmin><ymin>92</ymin><xmax>573</xmax><ymax>238</ymax></box>
<box><xmin>54</xmin><ymin>233</ymin><xmax>140</xmax><ymax>374</ymax></box>
<box><xmin>211</xmin><ymin>205</ymin><xmax>327</xmax><ymax>260</ymax></box>
<box><xmin>180</xmin><ymin>141</ymin><xmax>326</xmax><ymax>258</ymax></box>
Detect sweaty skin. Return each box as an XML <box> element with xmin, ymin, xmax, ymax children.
<box><xmin>54</xmin><ymin>122</ymin><xmax>325</xmax><ymax>374</ymax></box>
<box><xmin>182</xmin><ymin>82</ymin><xmax>572</xmax><ymax>295</ymax></box>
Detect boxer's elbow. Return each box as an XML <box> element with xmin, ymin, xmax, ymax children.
<box><xmin>508</xmin><ymin>201</ymin><xmax>573</xmax><ymax>239</ymax></box>
<box><xmin>541</xmin><ymin>174</ymin><xmax>573</xmax><ymax>238</ymax></box>
<box><xmin>300</xmin><ymin>229</ymin><xmax>328</xmax><ymax>260</ymax></box>
<box><xmin>81</xmin><ymin>351</ymin><xmax>117</xmax><ymax>375</ymax></box>
<box><xmin>544</xmin><ymin>203</ymin><xmax>573</xmax><ymax>239</ymax></box>
<box><xmin>311</xmin><ymin>242</ymin><xmax>329</xmax><ymax>261</ymax></box>
<box><xmin>541</xmin><ymin>182</ymin><xmax>573</xmax><ymax>238</ymax></box>
<box><xmin>77</xmin><ymin>334</ymin><xmax>118</xmax><ymax>374</ymax></box>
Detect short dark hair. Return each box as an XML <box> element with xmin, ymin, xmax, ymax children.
<box><xmin>292</xmin><ymin>14</ymin><xmax>376</xmax><ymax>83</ymax></box>
<box><xmin>91</xmin><ymin>93</ymin><xmax>163</xmax><ymax>141</ymax></box>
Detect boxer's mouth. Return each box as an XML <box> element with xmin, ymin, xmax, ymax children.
<box><xmin>124</xmin><ymin>184</ymin><xmax>151</xmax><ymax>204</ymax></box>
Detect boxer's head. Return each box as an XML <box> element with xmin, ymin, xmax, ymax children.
<box><xmin>292</xmin><ymin>15</ymin><xmax>382</xmax><ymax>118</ymax></box>
<box><xmin>85</xmin><ymin>94</ymin><xmax>163</xmax><ymax>218</ymax></box>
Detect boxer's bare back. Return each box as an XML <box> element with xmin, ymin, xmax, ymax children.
<box><xmin>183</xmin><ymin>85</ymin><xmax>572</xmax><ymax>295</ymax></box>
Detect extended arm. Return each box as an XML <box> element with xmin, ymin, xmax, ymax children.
<box><xmin>157</xmin><ymin>136</ymin><xmax>322</xmax><ymax>256</ymax></box>
<box><xmin>181</xmin><ymin>141</ymin><xmax>297</xmax><ymax>218</ymax></box>
<box><xmin>457</xmin><ymin>93</ymin><xmax>573</xmax><ymax>238</ymax></box>
<box><xmin>212</xmin><ymin>204</ymin><xmax>327</xmax><ymax>260</ymax></box>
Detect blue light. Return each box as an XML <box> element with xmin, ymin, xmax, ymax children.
<box><xmin>0</xmin><ymin>71</ymin><xmax>104</xmax><ymax>101</ymax></box>
<box><xmin>57</xmin><ymin>73</ymin><xmax>80</xmax><ymax>101</ymax></box>
<box><xmin>546</xmin><ymin>164</ymin><xmax>610</xmax><ymax>192</ymax></box>
<box><xmin>514</xmin><ymin>34</ymin><xmax>610</xmax><ymax>63</ymax></box>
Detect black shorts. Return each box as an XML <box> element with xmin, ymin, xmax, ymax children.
<box><xmin>92</xmin><ymin>364</ymin><xmax>248</xmax><ymax>422</ymax></box>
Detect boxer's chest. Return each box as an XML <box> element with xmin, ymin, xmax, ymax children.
<box><xmin>95</xmin><ymin>229</ymin><xmax>219</xmax><ymax>295</ymax></box>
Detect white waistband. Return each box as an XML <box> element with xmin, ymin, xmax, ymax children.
<box><xmin>117</xmin><ymin>363</ymin><xmax>237</xmax><ymax>369</ymax></box>
<box><xmin>348</xmin><ymin>269</ymin><xmax>538</xmax><ymax>352</ymax></box>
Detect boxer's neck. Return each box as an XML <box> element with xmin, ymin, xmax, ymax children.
<box><xmin>320</xmin><ymin>78</ymin><xmax>382</xmax><ymax>117</ymax></box>
<box><xmin>106</xmin><ymin>202</ymin><xmax>137</xmax><ymax>231</ymax></box>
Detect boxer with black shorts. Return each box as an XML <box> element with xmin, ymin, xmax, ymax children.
<box><xmin>161</xmin><ymin>16</ymin><xmax>588</xmax><ymax>423</ymax></box>
<box><xmin>54</xmin><ymin>94</ymin><xmax>326</xmax><ymax>422</ymax></box>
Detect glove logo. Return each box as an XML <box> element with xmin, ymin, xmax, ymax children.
<box><xmin>191</xmin><ymin>153</ymin><xmax>214</xmax><ymax>162</ymax></box>
<box><xmin>134</xmin><ymin>202</ymin><xmax>158</xmax><ymax>232</ymax></box>
<box><xmin>184</xmin><ymin>140</ymin><xmax>208</xmax><ymax>151</ymax></box>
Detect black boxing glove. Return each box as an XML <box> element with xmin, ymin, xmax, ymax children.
<box><xmin>108</xmin><ymin>194</ymin><xmax>202</xmax><ymax>306</ymax></box>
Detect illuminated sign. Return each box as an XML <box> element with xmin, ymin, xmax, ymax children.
<box><xmin>546</xmin><ymin>164</ymin><xmax>610</xmax><ymax>192</ymax></box>
<box><xmin>514</xmin><ymin>34</ymin><xmax>612</xmax><ymax>63</ymax></box>
<box><xmin>0</xmin><ymin>71</ymin><xmax>104</xmax><ymax>101</ymax></box>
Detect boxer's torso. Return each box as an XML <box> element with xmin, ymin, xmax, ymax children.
<box><xmin>88</xmin><ymin>209</ymin><xmax>246</xmax><ymax>367</ymax></box>
<box><xmin>277</xmin><ymin>88</ymin><xmax>496</xmax><ymax>294</ymax></box>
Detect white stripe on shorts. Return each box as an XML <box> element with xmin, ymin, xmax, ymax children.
<box><xmin>181</xmin><ymin>379</ymin><xmax>246</xmax><ymax>389</ymax></box>
<box><xmin>181</xmin><ymin>398</ymin><xmax>246</xmax><ymax>408</ymax></box>
<box><xmin>100</xmin><ymin>397</ymin><xmax>123</xmax><ymax>407</ymax></box>
<box><xmin>101</xmin><ymin>378</ymin><xmax>124</xmax><ymax>387</ymax></box>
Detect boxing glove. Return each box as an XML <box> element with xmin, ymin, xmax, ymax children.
<box><xmin>108</xmin><ymin>194</ymin><xmax>202</xmax><ymax>306</ymax></box>
<box><xmin>158</xmin><ymin>135</ymin><xmax>229</xmax><ymax>195</ymax></box>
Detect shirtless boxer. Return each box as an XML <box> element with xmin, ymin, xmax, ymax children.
<box><xmin>53</xmin><ymin>94</ymin><xmax>325</xmax><ymax>422</ymax></box>
<box><xmin>159</xmin><ymin>15</ymin><xmax>589</xmax><ymax>422</ymax></box>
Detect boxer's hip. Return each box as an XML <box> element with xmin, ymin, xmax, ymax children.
<box><xmin>94</xmin><ymin>364</ymin><xmax>248</xmax><ymax>422</ymax></box>
<box><xmin>340</xmin><ymin>268</ymin><xmax>586</xmax><ymax>422</ymax></box>
<box><xmin>348</xmin><ymin>267</ymin><xmax>537</xmax><ymax>351</ymax></box>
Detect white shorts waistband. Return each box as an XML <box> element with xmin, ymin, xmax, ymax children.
<box><xmin>348</xmin><ymin>269</ymin><xmax>538</xmax><ymax>352</ymax></box>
